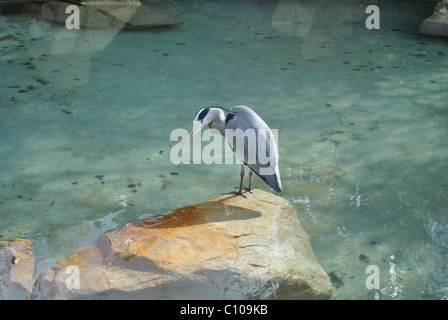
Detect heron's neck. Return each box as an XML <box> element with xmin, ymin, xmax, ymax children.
<box><xmin>210</xmin><ymin>111</ymin><xmax>227</xmax><ymax>136</ymax></box>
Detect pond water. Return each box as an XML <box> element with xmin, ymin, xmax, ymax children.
<box><xmin>1</xmin><ymin>0</ymin><xmax>447</xmax><ymax>299</ymax></box>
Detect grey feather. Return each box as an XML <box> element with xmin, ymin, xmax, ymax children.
<box><xmin>225</xmin><ymin>106</ymin><xmax>282</xmax><ymax>192</ymax></box>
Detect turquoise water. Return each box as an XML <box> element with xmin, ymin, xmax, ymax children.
<box><xmin>1</xmin><ymin>0</ymin><xmax>447</xmax><ymax>299</ymax></box>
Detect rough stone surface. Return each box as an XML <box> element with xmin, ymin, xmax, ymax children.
<box><xmin>31</xmin><ymin>189</ymin><xmax>332</xmax><ymax>300</ymax></box>
<box><xmin>39</xmin><ymin>1</ymin><xmax>182</xmax><ymax>29</ymax></box>
<box><xmin>40</xmin><ymin>2</ymin><xmax>122</xmax><ymax>29</ymax></box>
<box><xmin>0</xmin><ymin>238</ymin><xmax>34</xmax><ymax>300</ymax></box>
<box><xmin>88</xmin><ymin>3</ymin><xmax>184</xmax><ymax>29</ymax></box>
<box><xmin>420</xmin><ymin>12</ymin><xmax>448</xmax><ymax>37</ymax></box>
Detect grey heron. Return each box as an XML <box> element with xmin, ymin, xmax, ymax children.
<box><xmin>186</xmin><ymin>105</ymin><xmax>282</xmax><ymax>195</ymax></box>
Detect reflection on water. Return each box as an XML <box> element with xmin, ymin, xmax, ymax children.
<box><xmin>1</xmin><ymin>0</ymin><xmax>448</xmax><ymax>299</ymax></box>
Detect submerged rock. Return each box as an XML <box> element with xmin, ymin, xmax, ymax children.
<box><xmin>0</xmin><ymin>238</ymin><xmax>34</xmax><ymax>300</ymax></box>
<box><xmin>31</xmin><ymin>189</ymin><xmax>332</xmax><ymax>300</ymax></box>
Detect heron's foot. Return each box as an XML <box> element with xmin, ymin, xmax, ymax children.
<box><xmin>234</xmin><ymin>190</ymin><xmax>247</xmax><ymax>198</ymax></box>
<box><xmin>243</xmin><ymin>186</ymin><xmax>253</xmax><ymax>193</ymax></box>
<box><xmin>224</xmin><ymin>188</ymin><xmax>247</xmax><ymax>198</ymax></box>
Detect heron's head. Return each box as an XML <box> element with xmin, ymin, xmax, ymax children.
<box><xmin>184</xmin><ymin>107</ymin><xmax>225</xmax><ymax>145</ymax></box>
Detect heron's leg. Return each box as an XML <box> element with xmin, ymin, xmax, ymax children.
<box><xmin>248</xmin><ymin>170</ymin><xmax>253</xmax><ymax>192</ymax></box>
<box><xmin>238</xmin><ymin>164</ymin><xmax>245</xmax><ymax>195</ymax></box>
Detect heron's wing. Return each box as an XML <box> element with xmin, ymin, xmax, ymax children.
<box><xmin>226</xmin><ymin>106</ymin><xmax>282</xmax><ymax>192</ymax></box>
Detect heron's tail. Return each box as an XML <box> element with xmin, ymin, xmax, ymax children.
<box><xmin>255</xmin><ymin>168</ymin><xmax>283</xmax><ymax>193</ymax></box>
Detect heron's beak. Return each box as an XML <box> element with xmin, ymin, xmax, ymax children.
<box><xmin>183</xmin><ymin>120</ymin><xmax>202</xmax><ymax>146</ymax></box>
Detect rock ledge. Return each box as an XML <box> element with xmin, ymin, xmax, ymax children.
<box><xmin>0</xmin><ymin>238</ymin><xmax>34</xmax><ymax>300</ymax></box>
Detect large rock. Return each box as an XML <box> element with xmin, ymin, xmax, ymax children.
<box><xmin>39</xmin><ymin>1</ymin><xmax>183</xmax><ymax>29</ymax></box>
<box><xmin>420</xmin><ymin>2</ymin><xmax>448</xmax><ymax>37</ymax></box>
<box><xmin>85</xmin><ymin>2</ymin><xmax>184</xmax><ymax>29</ymax></box>
<box><xmin>40</xmin><ymin>1</ymin><xmax>125</xmax><ymax>29</ymax></box>
<box><xmin>31</xmin><ymin>189</ymin><xmax>332</xmax><ymax>300</ymax></box>
<box><xmin>0</xmin><ymin>239</ymin><xmax>35</xmax><ymax>300</ymax></box>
